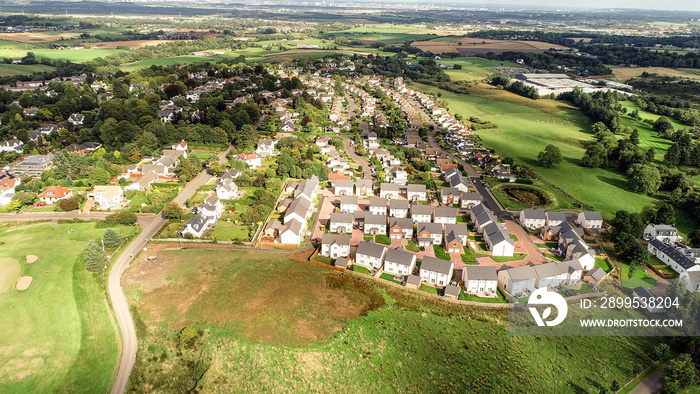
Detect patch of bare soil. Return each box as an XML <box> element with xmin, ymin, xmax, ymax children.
<box><xmin>16</xmin><ymin>276</ymin><xmax>33</xmax><ymax>291</ymax></box>
<box><xmin>26</xmin><ymin>255</ymin><xmax>38</xmax><ymax>264</ymax></box>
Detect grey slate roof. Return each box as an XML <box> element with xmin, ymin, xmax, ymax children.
<box><xmin>650</xmin><ymin>239</ymin><xmax>697</xmax><ymax>270</ymax></box>
<box><xmin>406</xmin><ymin>184</ymin><xmax>426</xmax><ymax>193</ymax></box>
<box><xmin>365</xmin><ymin>214</ymin><xmax>387</xmax><ymax>227</ymax></box>
<box><xmin>434</xmin><ymin>206</ymin><xmax>458</xmax><ymax>219</ymax></box>
<box><xmin>501</xmin><ymin>265</ymin><xmax>537</xmax><ymax>281</ymax></box>
<box><xmin>322</xmin><ymin>233</ymin><xmax>351</xmax><ymax>245</ymax></box>
<box><xmin>411</xmin><ymin>203</ymin><xmax>432</xmax><ymax>215</ymax></box>
<box><xmin>533</xmin><ymin>262</ymin><xmax>562</xmax><ymax>279</ymax></box>
<box><xmin>340</xmin><ymin>195</ymin><xmax>358</xmax><ymax>205</ymax></box>
<box><xmin>522</xmin><ymin>209</ymin><xmax>546</xmax><ymax>220</ymax></box>
<box><xmin>330</xmin><ymin>212</ymin><xmax>354</xmax><ymax>224</ymax></box>
<box><xmin>380</xmin><ymin>182</ymin><xmax>400</xmax><ymax>192</ymax></box>
<box><xmin>390</xmin><ymin>199</ymin><xmax>409</xmax><ymax>210</ymax></box>
<box><xmin>384</xmin><ymin>248</ymin><xmax>415</xmax><ymax>267</ymax></box>
<box><xmin>369</xmin><ymin>197</ymin><xmax>388</xmax><ymax>208</ymax></box>
<box><xmin>420</xmin><ymin>256</ymin><xmax>453</xmax><ymax>275</ymax></box>
<box><xmin>464</xmin><ymin>266</ymin><xmax>498</xmax><ymax>281</ymax></box>
<box><xmin>444</xmin><ymin>285</ymin><xmax>461</xmax><ymax>297</ymax></box>
<box><xmin>356</xmin><ymin>241</ymin><xmax>387</xmax><ymax>259</ymax></box>
<box><xmin>545</xmin><ymin>211</ymin><xmax>567</xmax><ymax>222</ymax></box>
<box><xmin>582</xmin><ymin>211</ymin><xmax>603</xmax><ymax>221</ymax></box>
<box><xmin>390</xmin><ymin>218</ymin><xmax>413</xmax><ymax>230</ymax></box>
<box><xmin>441</xmin><ymin>187</ymin><xmax>460</xmax><ymax>198</ymax></box>
<box><xmin>417</xmin><ymin>222</ymin><xmax>443</xmax><ymax>236</ymax></box>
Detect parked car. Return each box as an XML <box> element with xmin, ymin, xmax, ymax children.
<box><xmin>36</xmin><ymin>202</ymin><xmax>46</xmax><ymax>207</ymax></box>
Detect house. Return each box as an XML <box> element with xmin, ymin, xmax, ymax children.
<box><xmin>158</xmin><ymin>109</ymin><xmax>177</xmax><ymax>123</ymax></box>
<box><xmin>279</xmin><ymin>219</ymin><xmax>304</xmax><ymax>245</ymax></box>
<box><xmin>383</xmin><ymin>248</ymin><xmax>417</xmax><ymax>276</ymax></box>
<box><xmin>236</xmin><ymin>152</ymin><xmax>262</xmax><ymax>168</ymax></box>
<box><xmin>379</xmin><ymin>183</ymin><xmax>400</xmax><ymax>200</ymax></box>
<box><xmin>441</xmin><ymin>187</ymin><xmax>461</xmax><ymax>205</ymax></box>
<box><xmin>434</xmin><ymin>207</ymin><xmax>458</xmax><ymax>226</ymax></box>
<box><xmin>0</xmin><ymin>172</ymin><xmax>20</xmax><ymax>206</ymax></box>
<box><xmin>263</xmin><ymin>220</ymin><xmax>282</xmax><ymax>239</ymax></box>
<box><xmin>256</xmin><ymin>139</ymin><xmax>276</xmax><ymax>158</ymax></box>
<box><xmin>284</xmin><ymin>198</ymin><xmax>312</xmax><ymax>224</ymax></box>
<box><xmin>416</xmin><ymin>223</ymin><xmax>443</xmax><ymax>248</ymax></box>
<box><xmin>498</xmin><ymin>265</ymin><xmax>537</xmax><ymax>297</ymax></box>
<box><xmin>156</xmin><ymin>150</ymin><xmax>186</xmax><ymax>169</ymax></box>
<box><xmin>632</xmin><ymin>286</ymin><xmax>666</xmax><ymax>313</ymax></box>
<box><xmin>411</xmin><ymin>203</ymin><xmax>432</xmax><ymax>224</ymax></box>
<box><xmin>470</xmin><ymin>204</ymin><xmax>496</xmax><ymax>233</ymax></box>
<box><xmin>364</xmin><ymin>214</ymin><xmax>387</xmax><ymax>235</ymax></box>
<box><xmin>142</xmin><ymin>164</ymin><xmax>168</xmax><ymax>176</ymax></box>
<box><xmin>339</xmin><ymin>195</ymin><xmax>359</xmax><ymax>213</ymax></box>
<box><xmin>294</xmin><ymin>175</ymin><xmax>319</xmax><ymax>203</ymax></box>
<box><xmin>220</xmin><ymin>168</ymin><xmax>241</xmax><ymax>180</ymax></box>
<box><xmin>172</xmin><ymin>140</ymin><xmax>188</xmax><ymax>151</ymax></box>
<box><xmin>444</xmin><ymin>230</ymin><xmax>464</xmax><ymax>253</ymax></box>
<box><xmin>444</xmin><ymin>224</ymin><xmax>469</xmax><ymax>250</ymax></box>
<box><xmin>406</xmin><ymin>184</ymin><xmax>427</xmax><ymax>202</ymax></box>
<box><xmin>643</xmin><ymin>224</ymin><xmax>683</xmax><ymax>244</ymax></box>
<box><xmin>460</xmin><ymin>192</ymin><xmax>482</xmax><ymax>209</ymax></box>
<box><xmin>558</xmin><ymin>222</ymin><xmax>596</xmax><ymax>270</ymax></box>
<box><xmin>389</xmin><ymin>199</ymin><xmax>409</xmax><ymax>218</ymax></box>
<box><xmin>278</xmin><ymin>121</ymin><xmax>296</xmax><ymax>132</ymax></box>
<box><xmin>405</xmin><ymin>274</ymin><xmax>422</xmax><ymax>289</ymax></box>
<box><xmin>369</xmin><ymin>198</ymin><xmax>388</xmax><ymax>216</ymax></box>
<box><xmin>355</xmin><ymin>241</ymin><xmax>387</xmax><ymax>270</ymax></box>
<box><xmin>200</xmin><ymin>195</ymin><xmax>224</xmax><ymax>219</ymax></box>
<box><xmin>386</xmin><ymin>166</ymin><xmax>408</xmax><ymax>185</ymax></box>
<box><xmin>419</xmin><ymin>256</ymin><xmax>454</xmax><ymax>287</ymax></box>
<box><xmin>124</xmin><ymin>171</ymin><xmax>159</xmax><ymax>192</ymax></box>
<box><xmin>483</xmin><ymin>222</ymin><xmax>515</xmax><ymax>257</ymax></box>
<box><xmin>356</xmin><ymin>179</ymin><xmax>373</xmax><ymax>197</ymax></box>
<box><xmin>584</xmin><ymin>267</ymin><xmax>607</xmax><ymax>285</ymax></box>
<box><xmin>559</xmin><ymin>259</ymin><xmax>583</xmax><ymax>286</ymax></box>
<box><xmin>333</xmin><ymin>179</ymin><xmax>355</xmax><ymax>196</ymax></box>
<box><xmin>180</xmin><ymin>212</ymin><xmax>214</xmax><ymax>238</ymax></box>
<box><xmin>0</xmin><ymin>137</ymin><xmax>24</xmax><ymax>153</ymax></box>
<box><xmin>448</xmin><ymin>174</ymin><xmax>470</xmax><ymax>192</ymax></box>
<box><xmin>444</xmin><ymin>285</ymin><xmax>461</xmax><ymax>299</ymax></box>
<box><xmin>577</xmin><ymin>211</ymin><xmax>604</xmax><ymax>230</ymax></box>
<box><xmin>38</xmin><ymin>186</ymin><xmax>72</xmax><ymax>204</ymax></box>
<box><xmin>648</xmin><ymin>239</ymin><xmax>699</xmax><ymax>277</ymax></box>
<box><xmin>520</xmin><ymin>209</ymin><xmax>547</xmax><ymax>229</ymax></box>
<box><xmin>91</xmin><ymin>186</ymin><xmax>123</xmax><ymax>210</ymax></box>
<box><xmin>533</xmin><ymin>262</ymin><xmax>568</xmax><ymax>289</ymax></box>
<box><xmin>545</xmin><ymin>211</ymin><xmax>567</xmax><ymax>227</ymax></box>
<box><xmin>68</xmin><ymin>113</ymin><xmax>84</xmax><ymax>126</ymax></box>
<box><xmin>216</xmin><ymin>179</ymin><xmax>238</xmax><ymax>200</ymax></box>
<box><xmin>389</xmin><ymin>218</ymin><xmax>414</xmax><ymax>239</ymax></box>
<box><xmin>463</xmin><ymin>266</ymin><xmax>498</xmax><ymax>295</ymax></box>
<box><xmin>321</xmin><ymin>233</ymin><xmax>351</xmax><ymax>258</ymax></box>
<box><xmin>329</xmin><ymin>213</ymin><xmax>354</xmax><ymax>234</ymax></box>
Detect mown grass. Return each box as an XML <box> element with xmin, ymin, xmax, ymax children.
<box><xmin>0</xmin><ymin>221</ymin><xmax>135</xmax><ymax>393</ymax></box>
<box><xmin>0</xmin><ymin>63</ymin><xmax>55</xmax><ymax>77</ymax></box>
<box><xmin>595</xmin><ymin>258</ymin><xmax>612</xmax><ymax>272</ymax></box>
<box><xmin>620</xmin><ymin>263</ymin><xmax>658</xmax><ymax>288</ymax></box>
<box><xmin>124</xmin><ymin>248</ymin><xmax>663</xmax><ymax>393</ymax></box>
<box><xmin>416</xmin><ymin>83</ymin><xmax>659</xmax><ymax>218</ymax></box>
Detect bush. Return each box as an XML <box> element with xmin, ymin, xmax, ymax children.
<box><xmin>59</xmin><ymin>198</ymin><xmax>80</xmax><ymax>211</ymax></box>
<box><xmin>105</xmin><ymin>211</ymin><xmax>138</xmax><ymax>226</ymax></box>
<box><xmin>103</xmin><ymin>228</ymin><xmax>122</xmax><ymax>249</ymax></box>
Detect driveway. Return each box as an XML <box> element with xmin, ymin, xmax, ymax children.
<box><xmin>171</xmin><ymin>170</ymin><xmax>213</xmax><ymax>208</ymax></box>
<box><xmin>339</xmin><ymin>134</ymin><xmax>371</xmax><ymax>180</ymax></box>
<box><xmin>310</xmin><ymin>194</ymin><xmax>335</xmax><ymax>244</ymax></box>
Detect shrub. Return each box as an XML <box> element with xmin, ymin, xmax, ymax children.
<box><xmin>105</xmin><ymin>211</ymin><xmax>138</xmax><ymax>226</ymax></box>
<box><xmin>59</xmin><ymin>198</ymin><xmax>80</xmax><ymax>211</ymax></box>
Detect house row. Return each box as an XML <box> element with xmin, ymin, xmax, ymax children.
<box><xmin>540</xmin><ymin>221</ymin><xmax>596</xmax><ymax>270</ymax></box>
<box><xmin>268</xmin><ymin>175</ymin><xmax>321</xmax><ymax>245</ymax></box>
<box><xmin>648</xmin><ymin>240</ymin><xmax>700</xmax><ymax>293</ymax></box>
<box><xmin>440</xmin><ymin>187</ymin><xmax>482</xmax><ymax>209</ymax></box>
<box><xmin>519</xmin><ymin>209</ymin><xmax>566</xmax><ymax>229</ymax></box>
<box><xmin>330</xmin><ymin>204</ymin><xmax>458</xmax><ymax>233</ymax></box>
<box><xmin>470</xmin><ymin>204</ymin><xmax>515</xmax><ymax>257</ymax></box>
<box><xmin>497</xmin><ymin>260</ymin><xmax>584</xmax><ymax>297</ymax></box>
<box><xmin>354</xmin><ymin>241</ymin><xmax>454</xmax><ymax>286</ymax></box>
<box><xmin>378</xmin><ymin>183</ymin><xmax>427</xmax><ymax>201</ymax></box>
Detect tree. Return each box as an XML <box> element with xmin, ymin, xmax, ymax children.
<box><xmin>656</xmin><ymin>203</ymin><xmax>676</xmax><ymax>225</ymax></box>
<box><xmin>105</xmin><ymin>211</ymin><xmax>137</xmax><ymax>226</ymax></box>
<box><xmin>629</xmin><ymin>129</ymin><xmax>640</xmax><ymax>145</ymax></box>
<box><xmin>687</xmin><ymin>230</ymin><xmax>700</xmax><ymax>248</ymax></box>
<box><xmin>163</xmin><ymin>202</ymin><xmax>183</xmax><ymax>220</ymax></box>
<box><xmin>627</xmin><ymin>163</ymin><xmax>661</xmax><ymax>195</ymax></box>
<box><xmin>581</xmin><ymin>143</ymin><xmax>608</xmax><ymax>168</ymax></box>
<box><xmin>88</xmin><ymin>166</ymin><xmax>112</xmax><ymax>186</ymax></box>
<box><xmin>103</xmin><ymin>228</ymin><xmax>122</xmax><ymax>249</ymax></box>
<box><xmin>653</xmin><ymin>116</ymin><xmax>674</xmax><ymax>136</ymax></box>
<box><xmin>663</xmin><ymin>354</ymin><xmax>697</xmax><ymax>393</ymax></box>
<box><xmin>537</xmin><ymin>144</ymin><xmax>563</xmax><ymax>168</ymax></box>
<box><xmin>84</xmin><ymin>240</ymin><xmax>108</xmax><ymax>272</ymax></box>
<box><xmin>58</xmin><ymin>197</ymin><xmax>80</xmax><ymax>211</ymax></box>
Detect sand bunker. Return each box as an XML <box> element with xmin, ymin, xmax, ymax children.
<box><xmin>16</xmin><ymin>276</ymin><xmax>33</xmax><ymax>291</ymax></box>
<box><xmin>0</xmin><ymin>258</ymin><xmax>21</xmax><ymax>293</ymax></box>
<box><xmin>26</xmin><ymin>255</ymin><xmax>38</xmax><ymax>264</ymax></box>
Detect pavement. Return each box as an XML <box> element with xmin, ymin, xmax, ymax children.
<box><xmin>471</xmin><ymin>178</ymin><xmax>511</xmax><ymax>219</ymax></box>
<box><xmin>171</xmin><ymin>170</ymin><xmax>213</xmax><ymax>208</ymax></box>
<box><xmin>339</xmin><ymin>134</ymin><xmax>371</xmax><ymax>180</ymax></box>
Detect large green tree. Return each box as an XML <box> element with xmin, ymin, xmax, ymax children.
<box><xmin>103</xmin><ymin>228</ymin><xmax>122</xmax><ymax>249</ymax></box>
<box><xmin>85</xmin><ymin>240</ymin><xmax>108</xmax><ymax>272</ymax></box>
<box><xmin>627</xmin><ymin>163</ymin><xmax>661</xmax><ymax>195</ymax></box>
<box><xmin>537</xmin><ymin>144</ymin><xmax>563</xmax><ymax>168</ymax></box>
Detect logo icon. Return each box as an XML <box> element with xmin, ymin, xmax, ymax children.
<box><xmin>528</xmin><ymin>288</ymin><xmax>568</xmax><ymax>327</ymax></box>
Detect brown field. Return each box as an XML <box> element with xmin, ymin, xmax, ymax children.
<box><xmin>122</xmin><ymin>243</ymin><xmax>383</xmax><ymax>347</ymax></box>
<box><xmin>412</xmin><ymin>37</ymin><xmax>570</xmax><ymax>55</ymax></box>
<box><xmin>0</xmin><ymin>32</ymin><xmax>78</xmax><ymax>42</ymax></box>
<box><xmin>91</xmin><ymin>39</ymin><xmax>184</xmax><ymax>49</ymax></box>
<box><xmin>564</xmin><ymin>37</ymin><xmax>594</xmax><ymax>43</ymax></box>
<box><xmin>611</xmin><ymin>66</ymin><xmax>700</xmax><ymax>81</ymax></box>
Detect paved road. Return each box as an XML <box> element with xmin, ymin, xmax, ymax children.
<box><xmin>471</xmin><ymin>178</ymin><xmax>511</xmax><ymax>219</ymax></box>
<box><xmin>172</xmin><ymin>170</ymin><xmax>213</xmax><ymax>208</ymax></box>
<box><xmin>109</xmin><ymin>214</ymin><xmax>166</xmax><ymax>394</ymax></box>
<box><xmin>339</xmin><ymin>135</ymin><xmax>372</xmax><ymax>180</ymax></box>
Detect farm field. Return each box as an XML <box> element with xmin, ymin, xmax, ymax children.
<box><xmin>0</xmin><ymin>64</ymin><xmax>56</xmax><ymax>77</ymax></box>
<box><xmin>412</xmin><ymin>37</ymin><xmax>570</xmax><ymax>55</ymax></box>
<box><xmin>0</xmin><ymin>221</ymin><xmax>137</xmax><ymax>393</ymax></box>
<box><xmin>415</xmin><ymin>83</ymin><xmax>658</xmax><ymax>218</ymax></box>
<box><xmin>435</xmin><ymin>56</ymin><xmax>525</xmax><ymax>82</ymax></box>
<box><xmin>610</xmin><ymin>66</ymin><xmax>700</xmax><ymax>82</ymax></box>
<box><xmin>124</xmin><ymin>246</ymin><xmax>662</xmax><ymax>393</ymax></box>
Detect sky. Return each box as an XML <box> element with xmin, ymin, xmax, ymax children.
<box><xmin>451</xmin><ymin>0</ymin><xmax>700</xmax><ymax>12</ymax></box>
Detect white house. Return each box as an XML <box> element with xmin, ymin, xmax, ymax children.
<box><xmin>124</xmin><ymin>171</ymin><xmax>158</xmax><ymax>192</ymax></box>
<box><xmin>339</xmin><ymin>195</ymin><xmax>359</xmax><ymax>213</ymax></box>
<box><xmin>356</xmin><ymin>179</ymin><xmax>373</xmax><ymax>197</ymax></box>
<box><xmin>364</xmin><ymin>214</ymin><xmax>387</xmax><ymax>235</ymax></box>
<box><xmin>383</xmin><ymin>248</ymin><xmax>416</xmax><ymax>276</ymax></box>
<box><xmin>545</xmin><ymin>211</ymin><xmax>567</xmax><ymax>227</ymax></box>
<box><xmin>559</xmin><ymin>259</ymin><xmax>583</xmax><ymax>286</ymax></box>
<box><xmin>38</xmin><ymin>186</ymin><xmax>72</xmax><ymax>204</ymax></box>
<box><xmin>577</xmin><ymin>211</ymin><xmax>604</xmax><ymax>230</ymax></box>
<box><xmin>329</xmin><ymin>213</ymin><xmax>354</xmax><ymax>234</ymax></box>
<box><xmin>406</xmin><ymin>184</ymin><xmax>427</xmax><ymax>202</ymax></box>
<box><xmin>419</xmin><ymin>256</ymin><xmax>454</xmax><ymax>287</ymax></box>
<box><xmin>463</xmin><ymin>266</ymin><xmax>498</xmax><ymax>295</ymax></box>
<box><xmin>648</xmin><ymin>239</ymin><xmax>699</xmax><ymax>277</ymax></box>
<box><xmin>483</xmin><ymin>222</ymin><xmax>515</xmax><ymax>257</ymax></box>
<box><xmin>389</xmin><ymin>199</ymin><xmax>409</xmax><ymax>218</ymax></box>
<box><xmin>199</xmin><ymin>195</ymin><xmax>224</xmax><ymax>219</ymax></box>
<box><xmin>460</xmin><ymin>192</ymin><xmax>482</xmax><ymax>209</ymax></box>
<box><xmin>441</xmin><ymin>187</ymin><xmax>460</xmax><ymax>205</ymax></box>
<box><xmin>369</xmin><ymin>198</ymin><xmax>388</xmax><ymax>216</ymax></box>
<box><xmin>284</xmin><ymin>198</ymin><xmax>311</xmax><ymax>224</ymax></box>
<box><xmin>256</xmin><ymin>139</ymin><xmax>276</xmax><ymax>158</ymax></box>
<box><xmin>180</xmin><ymin>212</ymin><xmax>214</xmax><ymax>238</ymax></box>
<box><xmin>355</xmin><ymin>241</ymin><xmax>387</xmax><ymax>270</ymax></box>
<box><xmin>236</xmin><ymin>152</ymin><xmax>262</xmax><ymax>168</ymax></box>
<box><xmin>333</xmin><ymin>179</ymin><xmax>355</xmax><ymax>196</ymax></box>
<box><xmin>643</xmin><ymin>224</ymin><xmax>683</xmax><ymax>244</ymax></box>
<box><xmin>533</xmin><ymin>262</ymin><xmax>568</xmax><ymax>289</ymax></box>
<box><xmin>379</xmin><ymin>183</ymin><xmax>400</xmax><ymax>200</ymax></box>
<box><xmin>216</xmin><ymin>179</ymin><xmax>238</xmax><ymax>200</ymax></box>
<box><xmin>520</xmin><ymin>209</ymin><xmax>546</xmax><ymax>229</ymax></box>
<box><xmin>498</xmin><ymin>265</ymin><xmax>537</xmax><ymax>297</ymax></box>
<box><xmin>410</xmin><ymin>203</ymin><xmax>432</xmax><ymax>224</ymax></box>
<box><xmin>279</xmin><ymin>219</ymin><xmax>303</xmax><ymax>245</ymax></box>
<box><xmin>321</xmin><ymin>233</ymin><xmax>351</xmax><ymax>258</ymax></box>
<box><xmin>91</xmin><ymin>186</ymin><xmax>123</xmax><ymax>210</ymax></box>
<box><xmin>294</xmin><ymin>175</ymin><xmax>319</xmax><ymax>203</ymax></box>
<box><xmin>433</xmin><ymin>207</ymin><xmax>458</xmax><ymax>226</ymax></box>
<box><xmin>0</xmin><ymin>172</ymin><xmax>20</xmax><ymax>206</ymax></box>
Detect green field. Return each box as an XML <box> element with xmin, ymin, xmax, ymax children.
<box><xmin>124</xmin><ymin>247</ymin><xmax>663</xmax><ymax>393</ymax></box>
<box><xmin>0</xmin><ymin>221</ymin><xmax>136</xmax><ymax>393</ymax></box>
<box><xmin>417</xmin><ymin>83</ymin><xmax>659</xmax><ymax>218</ymax></box>
<box><xmin>436</xmin><ymin>57</ymin><xmax>525</xmax><ymax>82</ymax></box>
<box><xmin>0</xmin><ymin>63</ymin><xmax>56</xmax><ymax>77</ymax></box>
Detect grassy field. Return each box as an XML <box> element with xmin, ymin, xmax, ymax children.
<box><xmin>417</xmin><ymin>83</ymin><xmax>659</xmax><ymax>218</ymax></box>
<box><xmin>435</xmin><ymin>56</ymin><xmax>525</xmax><ymax>82</ymax></box>
<box><xmin>489</xmin><ymin>182</ymin><xmax>576</xmax><ymax>211</ymax></box>
<box><xmin>620</xmin><ymin>263</ymin><xmax>658</xmax><ymax>289</ymax></box>
<box><xmin>610</xmin><ymin>66</ymin><xmax>700</xmax><ymax>82</ymax></box>
<box><xmin>0</xmin><ymin>63</ymin><xmax>55</xmax><ymax>77</ymax></box>
<box><xmin>0</xmin><ymin>221</ymin><xmax>136</xmax><ymax>393</ymax></box>
<box><xmin>123</xmin><ymin>246</ymin><xmax>664</xmax><ymax>393</ymax></box>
